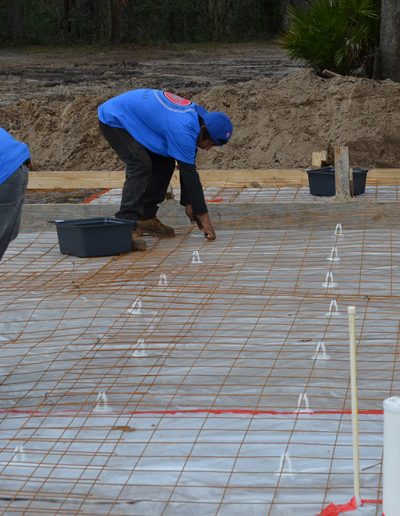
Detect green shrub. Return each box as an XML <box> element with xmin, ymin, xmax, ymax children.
<box><xmin>281</xmin><ymin>0</ymin><xmax>380</xmax><ymax>76</ymax></box>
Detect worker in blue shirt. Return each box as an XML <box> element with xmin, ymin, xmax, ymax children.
<box><xmin>98</xmin><ymin>89</ymin><xmax>233</xmax><ymax>251</ymax></box>
<box><xmin>0</xmin><ymin>128</ymin><xmax>30</xmax><ymax>261</ymax></box>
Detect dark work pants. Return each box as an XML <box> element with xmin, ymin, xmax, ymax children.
<box><xmin>0</xmin><ymin>164</ymin><xmax>28</xmax><ymax>261</ymax></box>
<box><xmin>99</xmin><ymin>122</ymin><xmax>175</xmax><ymax>221</ymax></box>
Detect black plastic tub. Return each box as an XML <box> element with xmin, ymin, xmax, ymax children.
<box><xmin>306</xmin><ymin>166</ymin><xmax>368</xmax><ymax>196</ymax></box>
<box><xmin>52</xmin><ymin>217</ymin><xmax>136</xmax><ymax>257</ymax></box>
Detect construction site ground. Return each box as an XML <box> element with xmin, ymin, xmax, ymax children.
<box><xmin>0</xmin><ymin>214</ymin><xmax>392</xmax><ymax>515</ymax></box>
<box><xmin>1</xmin><ymin>42</ymin><xmax>400</xmax><ymax>515</ymax></box>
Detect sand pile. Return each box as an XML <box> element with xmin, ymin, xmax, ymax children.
<box><xmin>1</xmin><ymin>69</ymin><xmax>400</xmax><ymax>170</ymax></box>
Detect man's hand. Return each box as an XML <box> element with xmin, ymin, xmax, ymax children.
<box><xmin>195</xmin><ymin>212</ymin><xmax>216</xmax><ymax>241</ymax></box>
<box><xmin>185</xmin><ymin>206</ymin><xmax>216</xmax><ymax>240</ymax></box>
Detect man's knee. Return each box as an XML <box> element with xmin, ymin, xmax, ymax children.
<box><xmin>125</xmin><ymin>155</ymin><xmax>152</xmax><ymax>180</ymax></box>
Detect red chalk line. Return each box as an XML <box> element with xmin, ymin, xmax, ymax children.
<box><xmin>0</xmin><ymin>409</ymin><xmax>384</xmax><ymax>512</ymax></box>
<box><xmin>0</xmin><ymin>408</ymin><xmax>384</xmax><ymax>417</ymax></box>
<box><xmin>82</xmin><ymin>188</ymin><xmax>110</xmax><ymax>204</ymax></box>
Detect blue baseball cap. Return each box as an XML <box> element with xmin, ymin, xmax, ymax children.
<box><xmin>196</xmin><ymin>106</ymin><xmax>233</xmax><ymax>146</ymax></box>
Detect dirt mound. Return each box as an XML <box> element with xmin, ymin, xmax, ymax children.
<box><xmin>196</xmin><ymin>69</ymin><xmax>400</xmax><ymax>169</ymax></box>
<box><xmin>2</xmin><ymin>69</ymin><xmax>400</xmax><ymax>170</ymax></box>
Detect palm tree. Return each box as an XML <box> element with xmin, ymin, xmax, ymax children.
<box><xmin>281</xmin><ymin>0</ymin><xmax>380</xmax><ymax>76</ymax></box>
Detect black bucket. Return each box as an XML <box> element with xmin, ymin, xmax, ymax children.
<box><xmin>306</xmin><ymin>167</ymin><xmax>368</xmax><ymax>197</ymax></box>
<box><xmin>51</xmin><ymin>217</ymin><xmax>136</xmax><ymax>257</ymax></box>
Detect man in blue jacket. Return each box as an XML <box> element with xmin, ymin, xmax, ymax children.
<box><xmin>0</xmin><ymin>129</ymin><xmax>30</xmax><ymax>261</ymax></box>
<box><xmin>98</xmin><ymin>89</ymin><xmax>233</xmax><ymax>250</ymax></box>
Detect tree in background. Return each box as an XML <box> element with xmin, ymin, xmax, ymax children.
<box><xmin>380</xmin><ymin>0</ymin><xmax>400</xmax><ymax>81</ymax></box>
<box><xmin>281</xmin><ymin>0</ymin><xmax>380</xmax><ymax>77</ymax></box>
<box><xmin>6</xmin><ymin>0</ymin><xmax>23</xmax><ymax>41</ymax></box>
<box><xmin>0</xmin><ymin>0</ymin><xmax>283</xmax><ymax>45</ymax></box>
<box><xmin>63</xmin><ymin>0</ymin><xmax>76</xmax><ymax>35</ymax></box>
<box><xmin>110</xmin><ymin>0</ymin><xmax>128</xmax><ymax>43</ymax></box>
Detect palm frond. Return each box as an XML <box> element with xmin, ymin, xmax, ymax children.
<box><xmin>281</xmin><ymin>0</ymin><xmax>379</xmax><ymax>75</ymax></box>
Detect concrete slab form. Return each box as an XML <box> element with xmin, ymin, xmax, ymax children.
<box><xmin>21</xmin><ymin>185</ymin><xmax>400</xmax><ymax>233</ymax></box>
<box><xmin>0</xmin><ymin>223</ymin><xmax>397</xmax><ymax>515</ymax></box>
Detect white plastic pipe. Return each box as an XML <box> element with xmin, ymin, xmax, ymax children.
<box><xmin>348</xmin><ymin>306</ymin><xmax>361</xmax><ymax>507</ymax></box>
<box><xmin>383</xmin><ymin>396</ymin><xmax>400</xmax><ymax>516</ymax></box>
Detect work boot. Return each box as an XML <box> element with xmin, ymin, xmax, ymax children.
<box><xmin>136</xmin><ymin>217</ymin><xmax>175</xmax><ymax>238</ymax></box>
<box><xmin>131</xmin><ymin>230</ymin><xmax>147</xmax><ymax>252</ymax></box>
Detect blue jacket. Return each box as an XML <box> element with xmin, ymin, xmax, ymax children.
<box><xmin>98</xmin><ymin>89</ymin><xmax>202</xmax><ymax>165</ymax></box>
<box><xmin>0</xmin><ymin>128</ymin><xmax>30</xmax><ymax>185</ymax></box>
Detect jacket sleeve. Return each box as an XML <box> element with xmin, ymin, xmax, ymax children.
<box><xmin>177</xmin><ymin>160</ymin><xmax>207</xmax><ymax>215</ymax></box>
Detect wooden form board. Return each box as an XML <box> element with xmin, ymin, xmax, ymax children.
<box><xmin>27</xmin><ymin>168</ymin><xmax>400</xmax><ymax>190</ymax></box>
<box><xmin>27</xmin><ymin>169</ymin><xmax>307</xmax><ymax>189</ymax></box>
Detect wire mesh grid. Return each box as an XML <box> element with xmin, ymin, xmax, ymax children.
<box><xmin>0</xmin><ymin>222</ymin><xmax>397</xmax><ymax>515</ymax></box>
<box><xmin>87</xmin><ymin>185</ymin><xmax>400</xmax><ymax>205</ymax></box>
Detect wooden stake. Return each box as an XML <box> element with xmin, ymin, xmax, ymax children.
<box><xmin>334</xmin><ymin>146</ymin><xmax>352</xmax><ymax>200</ymax></box>
<box><xmin>311</xmin><ymin>151</ymin><xmax>327</xmax><ymax>168</ymax></box>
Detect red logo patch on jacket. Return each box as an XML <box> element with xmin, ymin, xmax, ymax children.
<box><xmin>163</xmin><ymin>92</ymin><xmax>192</xmax><ymax>106</ymax></box>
